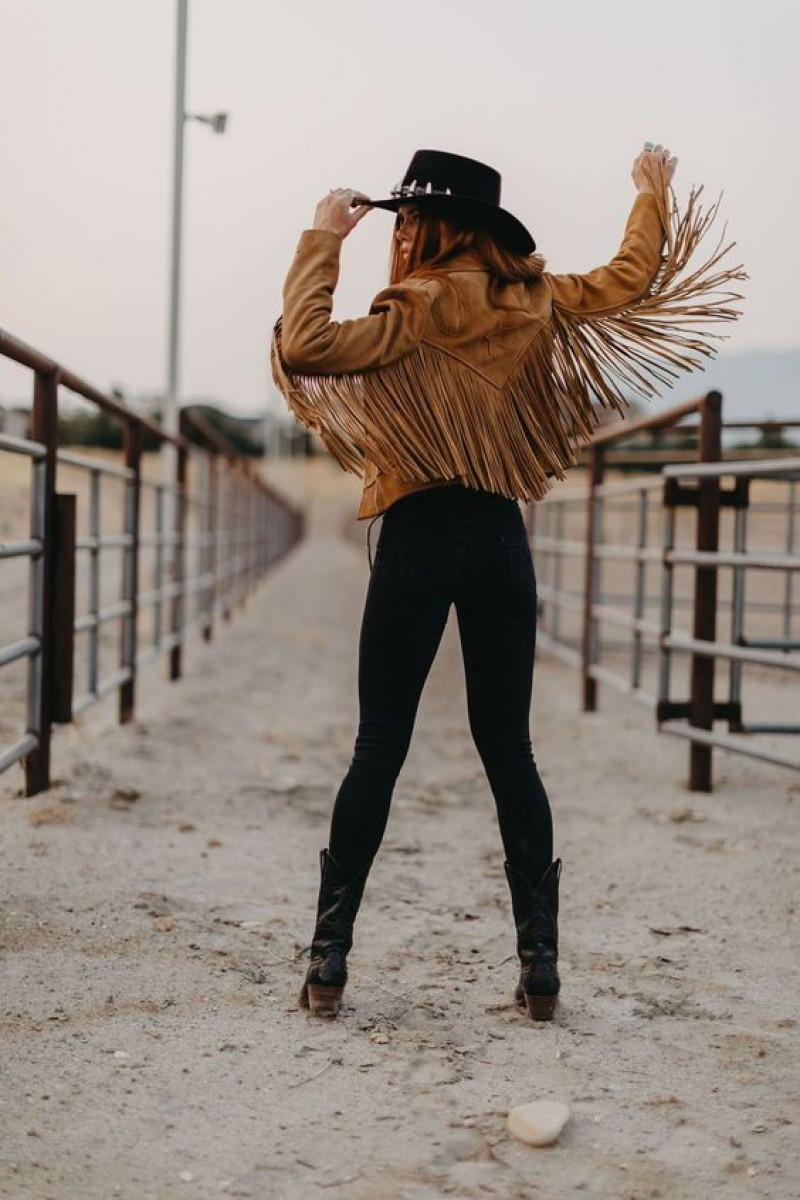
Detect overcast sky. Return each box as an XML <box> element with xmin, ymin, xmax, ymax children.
<box><xmin>2</xmin><ymin>0</ymin><xmax>798</xmax><ymax>418</ymax></box>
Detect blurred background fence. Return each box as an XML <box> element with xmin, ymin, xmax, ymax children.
<box><xmin>0</xmin><ymin>329</ymin><xmax>304</xmax><ymax>798</ymax></box>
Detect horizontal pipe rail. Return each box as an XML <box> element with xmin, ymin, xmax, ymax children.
<box><xmin>0</xmin><ymin>539</ymin><xmax>42</xmax><ymax>561</ymax></box>
<box><xmin>664</xmin><ymin>633</ymin><xmax>800</xmax><ymax>671</ymax></box>
<box><xmin>0</xmin><ymin>636</ymin><xmax>40</xmax><ymax>669</ymax></box>
<box><xmin>586</xmin><ymin>663</ymin><xmax>656</xmax><ymax>708</ymax></box>
<box><xmin>1</xmin><ymin>328</ymin><xmax>306</xmax><ymax>796</ymax></box>
<box><xmin>529</xmin><ymin>394</ymin><xmax>799</xmax><ymax>789</ymax></box>
<box><xmin>0</xmin><ymin>733</ymin><xmax>39</xmax><ymax>775</ymax></box>
<box><xmin>0</xmin><ymin>433</ymin><xmax>46</xmax><ymax>459</ymax></box>
<box><xmin>662</xmin><ymin>457</ymin><xmax>800</xmax><ymax>479</ymax></box>
<box><xmin>58</xmin><ymin>450</ymin><xmax>134</xmax><ymax>480</ymax></box>
<box><xmin>75</xmin><ymin>534</ymin><xmax>135</xmax><ymax>551</ymax></box>
<box><xmin>659</xmin><ymin>722</ymin><xmax>800</xmax><ymax>773</ymax></box>
<box><xmin>534</xmin><ymin>537</ymin><xmax>663</xmax><ymax>563</ymax></box>
<box><xmin>666</xmin><ymin>549</ymin><xmax>800</xmax><ymax>571</ymax></box>
<box><xmin>589</xmin><ymin>395</ymin><xmax>707</xmax><ymax>447</ymax></box>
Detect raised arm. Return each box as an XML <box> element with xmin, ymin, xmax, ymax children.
<box><xmin>277</xmin><ymin>228</ymin><xmax>438</xmax><ymax>374</ymax></box>
<box><xmin>542</xmin><ymin>144</ymin><xmax>676</xmax><ymax>317</ymax></box>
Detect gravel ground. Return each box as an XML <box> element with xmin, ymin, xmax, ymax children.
<box><xmin>1</xmin><ymin>457</ymin><xmax>798</xmax><ymax>1200</ymax></box>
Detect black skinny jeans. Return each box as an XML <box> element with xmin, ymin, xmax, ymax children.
<box><xmin>328</xmin><ymin>482</ymin><xmax>554</xmax><ymax>882</ymax></box>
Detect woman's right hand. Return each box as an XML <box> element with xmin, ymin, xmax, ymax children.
<box><xmin>312</xmin><ymin>188</ymin><xmax>372</xmax><ymax>239</ymax></box>
<box><xmin>632</xmin><ymin>143</ymin><xmax>678</xmax><ymax>193</ymax></box>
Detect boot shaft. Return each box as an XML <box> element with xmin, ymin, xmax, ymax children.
<box><xmin>503</xmin><ymin>857</ymin><xmax>561</xmax><ymax>951</ymax></box>
<box><xmin>311</xmin><ymin>847</ymin><xmax>374</xmax><ymax>956</ymax></box>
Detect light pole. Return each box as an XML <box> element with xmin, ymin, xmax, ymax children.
<box><xmin>162</xmin><ymin>0</ymin><xmax>228</xmax><ymax>497</ymax></box>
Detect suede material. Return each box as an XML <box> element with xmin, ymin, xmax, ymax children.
<box><xmin>274</xmin><ymin>192</ymin><xmax>666</xmax><ymax>519</ymax></box>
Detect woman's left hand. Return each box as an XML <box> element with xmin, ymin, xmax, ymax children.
<box><xmin>313</xmin><ymin>188</ymin><xmax>372</xmax><ymax>239</ymax></box>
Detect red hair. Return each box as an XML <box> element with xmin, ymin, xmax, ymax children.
<box><xmin>388</xmin><ymin>203</ymin><xmax>545</xmax><ymax>288</ymax></box>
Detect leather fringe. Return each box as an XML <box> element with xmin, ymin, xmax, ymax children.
<box><xmin>551</xmin><ymin>159</ymin><xmax>748</xmax><ymax>416</ymax></box>
<box><xmin>270</xmin><ymin>167</ymin><xmax>747</xmax><ymax>503</ymax></box>
<box><xmin>271</xmin><ymin>321</ymin><xmax>579</xmax><ymax>501</ymax></box>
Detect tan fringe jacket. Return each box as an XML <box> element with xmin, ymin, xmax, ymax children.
<box><xmin>271</xmin><ymin>169</ymin><xmax>745</xmax><ymax>520</ymax></box>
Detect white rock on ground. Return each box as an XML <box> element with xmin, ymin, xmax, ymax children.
<box><xmin>507</xmin><ymin>1099</ymin><xmax>571</xmax><ymax>1146</ymax></box>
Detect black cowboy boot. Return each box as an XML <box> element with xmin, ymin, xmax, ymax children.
<box><xmin>298</xmin><ymin>847</ymin><xmax>373</xmax><ymax>1017</ymax></box>
<box><xmin>504</xmin><ymin>857</ymin><xmax>562</xmax><ymax>1021</ymax></box>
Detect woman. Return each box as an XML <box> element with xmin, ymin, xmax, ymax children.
<box><xmin>271</xmin><ymin>146</ymin><xmax>745</xmax><ymax>1021</ymax></box>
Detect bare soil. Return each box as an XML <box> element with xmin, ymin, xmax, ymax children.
<box><xmin>1</xmin><ymin>456</ymin><xmax>798</xmax><ymax>1199</ymax></box>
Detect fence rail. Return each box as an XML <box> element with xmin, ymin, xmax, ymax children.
<box><xmin>0</xmin><ymin>328</ymin><xmax>304</xmax><ymax>797</ymax></box>
<box><xmin>527</xmin><ymin>391</ymin><xmax>800</xmax><ymax>790</ymax></box>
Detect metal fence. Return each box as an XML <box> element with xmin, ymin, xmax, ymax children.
<box><xmin>527</xmin><ymin>391</ymin><xmax>800</xmax><ymax>790</ymax></box>
<box><xmin>0</xmin><ymin>329</ymin><xmax>304</xmax><ymax>797</ymax></box>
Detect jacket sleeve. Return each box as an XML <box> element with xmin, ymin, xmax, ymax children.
<box><xmin>275</xmin><ymin>228</ymin><xmax>437</xmax><ymax>374</ymax></box>
<box><xmin>542</xmin><ymin>192</ymin><xmax>667</xmax><ymax>316</ymax></box>
<box><xmin>535</xmin><ymin>169</ymin><xmax>746</xmax><ymax>442</ymax></box>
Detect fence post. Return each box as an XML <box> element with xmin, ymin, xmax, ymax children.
<box><xmin>221</xmin><ymin>463</ymin><xmax>232</xmax><ymax>623</ymax></box>
<box><xmin>51</xmin><ymin>494</ymin><xmax>76</xmax><ymax>724</ymax></box>
<box><xmin>203</xmin><ymin>450</ymin><xmax>218</xmax><ymax>642</ymax></box>
<box><xmin>727</xmin><ymin>475</ymin><xmax>750</xmax><ymax>733</ymax></box>
<box><xmin>169</xmin><ymin>422</ymin><xmax>188</xmax><ymax>681</ymax></box>
<box><xmin>119</xmin><ymin>420</ymin><xmax>142</xmax><ymax>723</ymax></box>
<box><xmin>582</xmin><ymin>443</ymin><xmax>605</xmax><ymax>711</ymax></box>
<box><xmin>689</xmin><ymin>390</ymin><xmax>722</xmax><ymax>791</ymax></box>
<box><xmin>25</xmin><ymin>368</ymin><xmax>59</xmax><ymax>796</ymax></box>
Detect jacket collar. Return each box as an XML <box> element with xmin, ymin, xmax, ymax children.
<box><xmin>436</xmin><ymin>248</ymin><xmax>487</xmax><ymax>273</ymax></box>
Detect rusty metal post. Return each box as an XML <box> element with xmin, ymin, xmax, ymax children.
<box><xmin>203</xmin><ymin>450</ymin><xmax>218</xmax><ymax>642</ymax></box>
<box><xmin>51</xmin><ymin>494</ymin><xmax>76</xmax><ymax>724</ymax></box>
<box><xmin>221</xmin><ymin>465</ymin><xmax>232</xmax><ymax>622</ymax></box>
<box><xmin>689</xmin><ymin>391</ymin><xmax>722</xmax><ymax>791</ymax></box>
<box><xmin>25</xmin><ymin>368</ymin><xmax>59</xmax><ymax>796</ymax></box>
<box><xmin>727</xmin><ymin>476</ymin><xmax>750</xmax><ymax>733</ymax></box>
<box><xmin>235</xmin><ymin>469</ymin><xmax>244</xmax><ymax>611</ymax></box>
<box><xmin>239</xmin><ymin>470</ymin><xmax>250</xmax><ymax>610</ymax></box>
<box><xmin>119</xmin><ymin>420</ymin><xmax>142</xmax><ymax>723</ymax></box>
<box><xmin>582</xmin><ymin>444</ymin><xmax>605</xmax><ymax>711</ymax></box>
<box><xmin>169</xmin><ymin>422</ymin><xmax>188</xmax><ymax>681</ymax></box>
<box><xmin>237</xmin><ymin>470</ymin><xmax>247</xmax><ymax>612</ymax></box>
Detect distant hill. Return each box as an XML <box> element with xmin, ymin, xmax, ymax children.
<box><xmin>644</xmin><ymin>348</ymin><xmax>799</xmax><ymax>425</ymax></box>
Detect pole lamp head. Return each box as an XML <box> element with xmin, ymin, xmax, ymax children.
<box><xmin>184</xmin><ymin>111</ymin><xmax>229</xmax><ymax>134</ymax></box>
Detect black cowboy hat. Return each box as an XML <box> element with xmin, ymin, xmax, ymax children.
<box><xmin>366</xmin><ymin>148</ymin><xmax>536</xmax><ymax>255</ymax></box>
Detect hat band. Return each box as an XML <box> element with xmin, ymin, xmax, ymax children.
<box><xmin>390</xmin><ymin>179</ymin><xmax>454</xmax><ymax>199</ymax></box>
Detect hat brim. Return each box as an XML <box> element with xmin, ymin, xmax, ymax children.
<box><xmin>367</xmin><ymin>193</ymin><xmax>536</xmax><ymax>255</ymax></box>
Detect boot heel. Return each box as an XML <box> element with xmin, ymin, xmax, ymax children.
<box><xmin>306</xmin><ymin>983</ymin><xmax>344</xmax><ymax>1016</ymax></box>
<box><xmin>525</xmin><ymin>992</ymin><xmax>558</xmax><ymax>1021</ymax></box>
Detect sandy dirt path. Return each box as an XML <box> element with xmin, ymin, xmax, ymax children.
<box><xmin>2</xmin><ymin>457</ymin><xmax>798</xmax><ymax>1199</ymax></box>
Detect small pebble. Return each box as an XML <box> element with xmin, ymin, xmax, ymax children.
<box><xmin>507</xmin><ymin>1100</ymin><xmax>571</xmax><ymax>1147</ymax></box>
<box><xmin>437</xmin><ymin>1130</ymin><xmax>485</xmax><ymax>1162</ymax></box>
